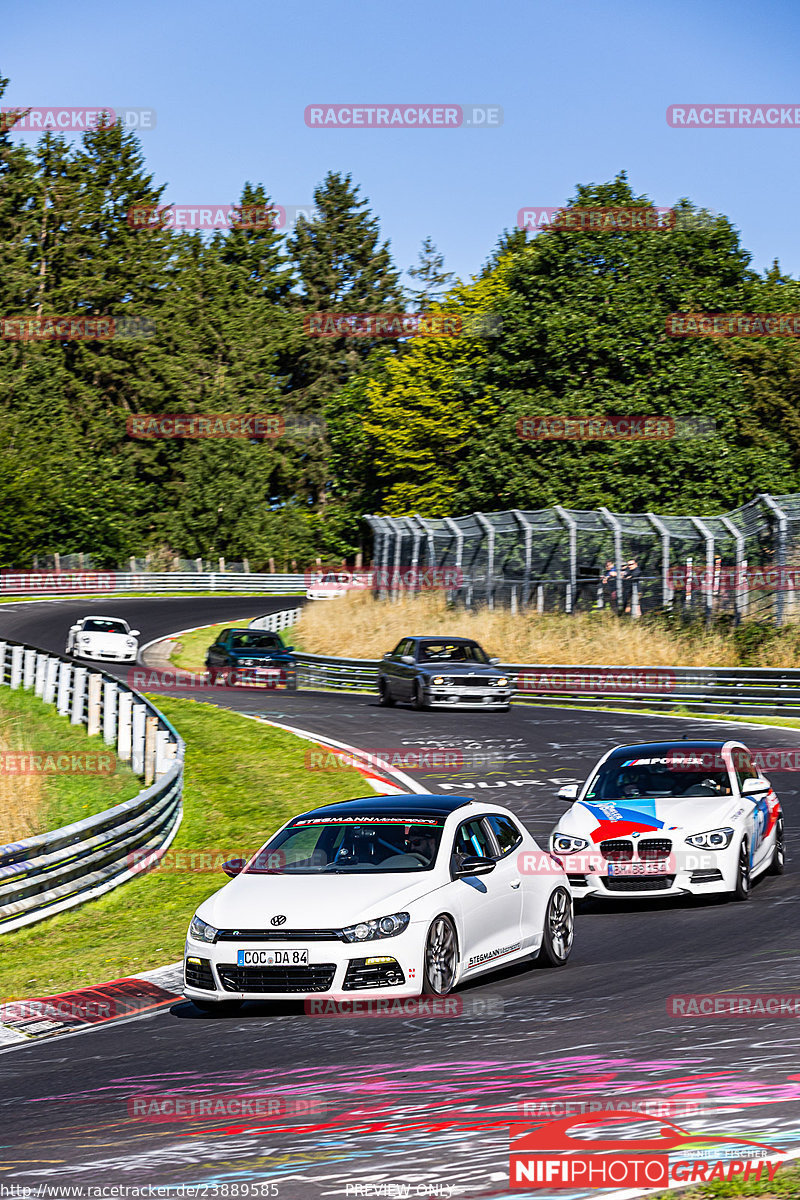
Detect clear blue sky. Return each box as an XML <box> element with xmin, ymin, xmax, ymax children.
<box><xmin>4</xmin><ymin>0</ymin><xmax>799</xmax><ymax>286</ymax></box>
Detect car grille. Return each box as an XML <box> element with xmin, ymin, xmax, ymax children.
<box><xmin>599</xmin><ymin>839</ymin><xmax>634</xmax><ymax>861</ymax></box>
<box><xmin>185</xmin><ymin>957</ymin><xmax>215</xmax><ymax>990</ymax></box>
<box><xmin>215</xmin><ymin>928</ymin><xmax>343</xmax><ymax>942</ymax></box>
<box><xmin>602</xmin><ymin>876</ymin><xmax>675</xmax><ymax>892</ymax></box>
<box><xmin>639</xmin><ymin>839</ymin><xmax>672</xmax><ymax>860</ymax></box>
<box><xmin>444</xmin><ymin>676</ymin><xmax>492</xmax><ymax>686</ymax></box>
<box><xmin>217</xmin><ymin>963</ymin><xmax>336</xmax><ymax>993</ymax></box>
<box><xmin>343</xmin><ymin>958</ymin><xmax>405</xmax><ymax>990</ymax></box>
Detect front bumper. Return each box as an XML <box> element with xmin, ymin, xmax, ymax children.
<box><xmin>563</xmin><ymin>846</ymin><xmax>738</xmax><ymax>900</ymax></box>
<box><xmin>77</xmin><ymin>648</ymin><xmax>137</xmax><ymax>662</ymax></box>
<box><xmin>184</xmin><ymin>930</ymin><xmax>425</xmax><ymax>1002</ymax></box>
<box><xmin>424</xmin><ymin>684</ymin><xmax>514</xmax><ymax>709</ymax></box>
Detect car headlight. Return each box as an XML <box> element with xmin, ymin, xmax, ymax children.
<box><xmin>189</xmin><ymin>915</ymin><xmax>218</xmax><ymax>943</ymax></box>
<box><xmin>431</xmin><ymin>675</ymin><xmax>446</xmax><ymax>685</ymax></box>
<box><xmin>342</xmin><ymin>912</ymin><xmax>410</xmax><ymax>942</ymax></box>
<box><xmin>686</xmin><ymin>827</ymin><xmax>734</xmax><ymax>850</ymax></box>
<box><xmin>126</xmin><ymin>639</ymin><xmax>136</xmax><ymax>648</ymax></box>
<box><xmin>551</xmin><ymin>834</ymin><xmax>589</xmax><ymax>854</ymax></box>
<box><xmin>80</xmin><ymin>634</ymin><xmax>92</xmax><ymax>642</ymax></box>
<box><xmin>491</xmin><ymin>677</ymin><xmax>509</xmax><ymax>687</ymax></box>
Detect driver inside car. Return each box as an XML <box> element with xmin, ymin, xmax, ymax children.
<box><xmin>406</xmin><ymin>830</ymin><xmax>438</xmax><ymax>864</ymax></box>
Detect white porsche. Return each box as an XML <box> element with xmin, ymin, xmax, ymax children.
<box><xmin>184</xmin><ymin>795</ymin><xmax>573</xmax><ymax>1010</ymax></box>
<box><xmin>66</xmin><ymin>615</ymin><xmax>140</xmax><ymax>663</ymax></box>
<box><xmin>550</xmin><ymin>739</ymin><xmax>784</xmax><ymax>902</ymax></box>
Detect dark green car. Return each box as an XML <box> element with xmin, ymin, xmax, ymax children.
<box><xmin>205</xmin><ymin>628</ymin><xmax>297</xmax><ymax>689</ymax></box>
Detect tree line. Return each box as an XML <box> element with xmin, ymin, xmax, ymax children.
<box><xmin>2</xmin><ymin>72</ymin><xmax>800</xmax><ymax>569</ymax></box>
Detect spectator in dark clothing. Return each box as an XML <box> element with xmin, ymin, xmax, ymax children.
<box><xmin>601</xmin><ymin>560</ymin><xmax>618</xmax><ymax>611</ymax></box>
<box><xmin>622</xmin><ymin>558</ymin><xmax>642</xmax><ymax>614</ymax></box>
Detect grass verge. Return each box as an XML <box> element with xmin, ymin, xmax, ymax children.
<box><xmin>0</xmin><ymin>696</ymin><xmax>366</xmax><ymax>1000</ymax></box>
<box><xmin>0</xmin><ymin>687</ymin><xmax>140</xmax><ymax>844</ymax></box>
<box><xmin>298</xmin><ymin>591</ymin><xmax>800</xmax><ymax>669</ymax></box>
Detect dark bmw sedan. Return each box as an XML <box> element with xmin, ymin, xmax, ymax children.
<box><xmin>205</xmin><ymin>628</ymin><xmax>297</xmax><ymax>688</ymax></box>
<box><xmin>378</xmin><ymin>636</ymin><xmax>514</xmax><ymax>711</ymax></box>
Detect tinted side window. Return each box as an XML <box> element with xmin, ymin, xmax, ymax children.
<box><xmin>454</xmin><ymin>818</ymin><xmax>494</xmax><ymax>859</ymax></box>
<box><xmin>486</xmin><ymin>814</ymin><xmax>523</xmax><ymax>858</ymax></box>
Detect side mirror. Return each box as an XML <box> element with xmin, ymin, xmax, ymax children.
<box><xmin>557</xmin><ymin>784</ymin><xmax>580</xmax><ymax>802</ymax></box>
<box><xmin>489</xmin><ymin>657</ymin><xmax>501</xmax><ymax>665</ymax></box>
<box><xmin>222</xmin><ymin>857</ymin><xmax>245</xmax><ymax>877</ymax></box>
<box><xmin>454</xmin><ymin>854</ymin><xmax>496</xmax><ymax>878</ymax></box>
<box><xmin>284</xmin><ymin>645</ymin><xmax>294</xmax><ymax>652</ymax></box>
<box><xmin>129</xmin><ymin>629</ymin><xmax>141</xmax><ymax>637</ymax></box>
<box><xmin>383</xmin><ymin>652</ymin><xmax>392</xmax><ymax>659</ymax></box>
<box><xmin>401</xmin><ymin>655</ymin><xmax>415</xmax><ymax>665</ymax></box>
<box><xmin>742</xmin><ymin>778</ymin><xmax>770</xmax><ymax>796</ymax></box>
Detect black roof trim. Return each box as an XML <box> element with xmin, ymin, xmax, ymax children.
<box><xmin>293</xmin><ymin>794</ymin><xmax>475</xmax><ymax>820</ymax></box>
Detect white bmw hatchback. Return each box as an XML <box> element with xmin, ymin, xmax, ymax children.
<box><xmin>65</xmin><ymin>615</ymin><xmax>140</xmax><ymax>663</ymax></box>
<box><xmin>184</xmin><ymin>795</ymin><xmax>573</xmax><ymax>1010</ymax></box>
<box><xmin>550</xmin><ymin>740</ymin><xmax>784</xmax><ymax>902</ymax></box>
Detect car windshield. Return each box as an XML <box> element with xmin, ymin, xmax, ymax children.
<box><xmin>82</xmin><ymin>619</ymin><xmax>127</xmax><ymax>634</ymax></box>
<box><xmin>417</xmin><ymin>640</ymin><xmax>488</xmax><ymax>664</ymax></box>
<box><xmin>321</xmin><ymin>573</ymin><xmax>349</xmax><ymax>583</ymax></box>
<box><xmin>585</xmin><ymin>752</ymin><xmax>733</xmax><ymax>800</ymax></box>
<box><xmin>246</xmin><ymin>816</ymin><xmax>447</xmax><ymax>873</ymax></box>
<box><xmin>230</xmin><ymin>633</ymin><xmax>281</xmax><ymax>650</ymax></box>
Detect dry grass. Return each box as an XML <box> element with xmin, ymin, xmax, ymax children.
<box><xmin>296</xmin><ymin>592</ymin><xmax>746</xmax><ymax>667</ymax></box>
<box><xmin>0</xmin><ymin>708</ymin><xmax>43</xmax><ymax>844</ymax></box>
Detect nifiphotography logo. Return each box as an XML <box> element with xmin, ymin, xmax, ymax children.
<box><xmin>509</xmin><ymin>1110</ymin><xmax>783</xmax><ymax>1189</ymax></box>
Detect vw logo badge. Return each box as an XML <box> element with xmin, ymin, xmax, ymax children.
<box><xmin>270</xmin><ymin>914</ymin><xmax>287</xmax><ymax>926</ymax></box>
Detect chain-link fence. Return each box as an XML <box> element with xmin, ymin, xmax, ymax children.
<box><xmin>365</xmin><ymin>494</ymin><xmax>800</xmax><ymax>625</ymax></box>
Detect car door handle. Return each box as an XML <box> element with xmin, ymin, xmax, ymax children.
<box><xmin>510</xmin><ymin>879</ymin><xmax>521</xmax><ymax>889</ymax></box>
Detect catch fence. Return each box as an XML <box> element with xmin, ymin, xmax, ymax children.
<box><xmin>366</xmin><ymin>494</ymin><xmax>800</xmax><ymax>625</ymax></box>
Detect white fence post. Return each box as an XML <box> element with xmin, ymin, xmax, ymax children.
<box><xmin>103</xmin><ymin>679</ymin><xmax>118</xmax><ymax>746</ymax></box>
<box><xmin>34</xmin><ymin>651</ymin><xmax>47</xmax><ymax>697</ymax></box>
<box><xmin>57</xmin><ymin>661</ymin><xmax>72</xmax><ymax>715</ymax></box>
<box><xmin>10</xmin><ymin>645</ymin><xmax>23</xmax><ymax>689</ymax></box>
<box><xmin>144</xmin><ymin>715</ymin><xmax>158</xmax><ymax>785</ymax></box>
<box><xmin>71</xmin><ymin>666</ymin><xmax>87</xmax><ymax>725</ymax></box>
<box><xmin>131</xmin><ymin>703</ymin><xmax>146</xmax><ymax>774</ymax></box>
<box><xmin>117</xmin><ymin>691</ymin><xmax>133</xmax><ymax>761</ymax></box>
<box><xmin>43</xmin><ymin>657</ymin><xmax>59</xmax><ymax>704</ymax></box>
<box><xmin>23</xmin><ymin>648</ymin><xmax>36</xmax><ymax>689</ymax></box>
<box><xmin>155</xmin><ymin>728</ymin><xmax>170</xmax><ymax>777</ymax></box>
<box><xmin>87</xmin><ymin>672</ymin><xmax>102</xmax><ymax>736</ymax></box>
<box><xmin>0</xmin><ymin>642</ymin><xmax>7</xmax><ymax>684</ymax></box>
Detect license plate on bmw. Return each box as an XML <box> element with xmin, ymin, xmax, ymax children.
<box><xmin>237</xmin><ymin>949</ymin><xmax>309</xmax><ymax>966</ymax></box>
<box><xmin>608</xmin><ymin>862</ymin><xmax>668</xmax><ymax>876</ymax></box>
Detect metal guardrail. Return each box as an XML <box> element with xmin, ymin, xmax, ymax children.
<box><xmin>0</xmin><ymin>642</ymin><xmax>184</xmax><ymax>934</ymax></box>
<box><xmin>248</xmin><ymin>608</ymin><xmax>303</xmax><ymax>633</ymax></box>
<box><xmin>284</xmin><ymin>650</ymin><xmax>800</xmax><ymax>717</ymax></box>
<box><xmin>0</xmin><ymin>572</ymin><xmax>307</xmax><ymax>595</ymax></box>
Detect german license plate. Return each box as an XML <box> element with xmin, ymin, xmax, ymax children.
<box><xmin>237</xmin><ymin>948</ymin><xmax>308</xmax><ymax>966</ymax></box>
<box><xmin>608</xmin><ymin>861</ymin><xmax>668</xmax><ymax>876</ymax></box>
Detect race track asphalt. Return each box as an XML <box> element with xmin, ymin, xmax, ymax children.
<box><xmin>2</xmin><ymin>597</ymin><xmax>799</xmax><ymax>1197</ymax></box>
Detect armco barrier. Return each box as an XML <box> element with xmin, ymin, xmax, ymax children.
<box><xmin>0</xmin><ymin>641</ymin><xmax>184</xmax><ymax>934</ymax></box>
<box><xmin>281</xmin><ymin>649</ymin><xmax>800</xmax><ymax>716</ymax></box>
<box><xmin>0</xmin><ymin>572</ymin><xmax>307</xmax><ymax>594</ymax></box>
<box><xmin>248</xmin><ymin>608</ymin><xmax>302</xmax><ymax>633</ymax></box>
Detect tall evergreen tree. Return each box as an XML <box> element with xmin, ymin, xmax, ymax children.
<box><xmin>407</xmin><ymin>236</ymin><xmax>455</xmax><ymax>306</ymax></box>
